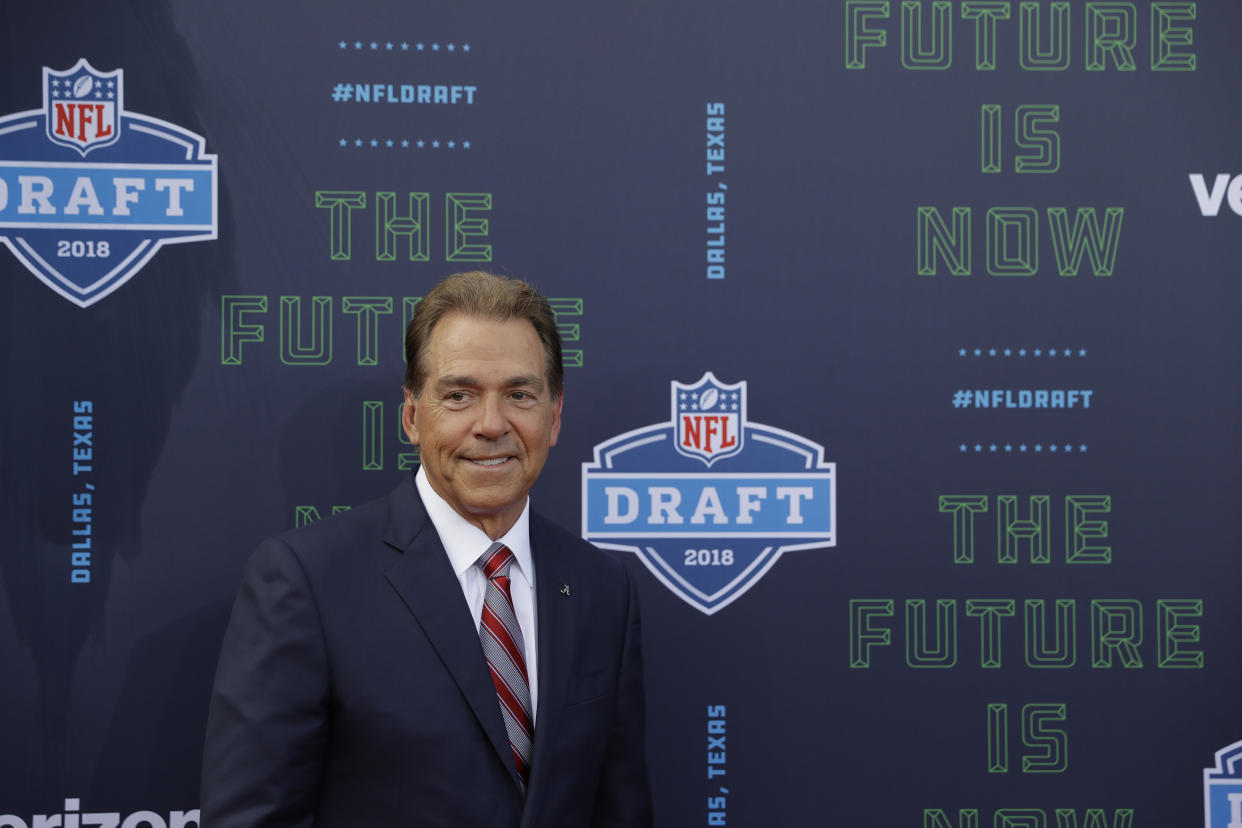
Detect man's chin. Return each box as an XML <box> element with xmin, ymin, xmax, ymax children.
<box><xmin>456</xmin><ymin>481</ymin><xmax>527</xmax><ymax>516</ymax></box>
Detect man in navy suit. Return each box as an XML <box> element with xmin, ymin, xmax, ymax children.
<box><xmin>201</xmin><ymin>271</ymin><xmax>652</xmax><ymax>826</ymax></box>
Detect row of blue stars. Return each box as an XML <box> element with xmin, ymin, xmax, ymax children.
<box><xmin>681</xmin><ymin>401</ymin><xmax>740</xmax><ymax>411</ymax></box>
<box><xmin>49</xmin><ymin>77</ymin><xmax>117</xmax><ymax>99</ymax></box>
<box><xmin>678</xmin><ymin>390</ymin><xmax>740</xmax><ymax>412</ymax></box>
<box><xmin>339</xmin><ymin>138</ymin><xmax>472</xmax><ymax>149</ymax></box>
<box><xmin>959</xmin><ymin>347</ymin><xmax>1087</xmax><ymax>358</ymax></box>
<box><xmin>339</xmin><ymin>40</ymin><xmax>470</xmax><ymax>52</ymax></box>
<box><xmin>50</xmin><ymin>87</ymin><xmax>116</xmax><ymax>100</ymax></box>
<box><xmin>959</xmin><ymin>443</ymin><xmax>1088</xmax><ymax>453</ymax></box>
<box><xmin>50</xmin><ymin>77</ymin><xmax>116</xmax><ymax>88</ymax></box>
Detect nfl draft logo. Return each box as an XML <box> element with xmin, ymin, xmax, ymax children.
<box><xmin>0</xmin><ymin>59</ymin><xmax>218</xmax><ymax>307</ymax></box>
<box><xmin>1205</xmin><ymin>740</ymin><xmax>1242</xmax><ymax>828</ymax></box>
<box><xmin>582</xmin><ymin>372</ymin><xmax>836</xmax><ymax>615</ymax></box>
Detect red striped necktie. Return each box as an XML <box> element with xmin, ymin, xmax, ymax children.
<box><xmin>478</xmin><ymin>542</ymin><xmax>534</xmax><ymax>790</ymax></box>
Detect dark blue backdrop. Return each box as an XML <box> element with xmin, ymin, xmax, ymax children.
<box><xmin>2</xmin><ymin>2</ymin><xmax>1240</xmax><ymax>826</ymax></box>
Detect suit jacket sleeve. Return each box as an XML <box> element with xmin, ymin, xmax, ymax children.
<box><xmin>201</xmin><ymin>538</ymin><xmax>330</xmax><ymax>828</ymax></box>
<box><xmin>591</xmin><ymin>566</ymin><xmax>654</xmax><ymax>828</ymax></box>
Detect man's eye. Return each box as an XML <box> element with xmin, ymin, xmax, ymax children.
<box><xmin>446</xmin><ymin>392</ymin><xmax>469</xmax><ymax>402</ymax></box>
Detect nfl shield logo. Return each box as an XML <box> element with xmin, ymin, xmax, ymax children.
<box><xmin>44</xmin><ymin>58</ymin><xmax>121</xmax><ymax>156</ymax></box>
<box><xmin>673</xmin><ymin>372</ymin><xmax>745</xmax><ymax>466</ymax></box>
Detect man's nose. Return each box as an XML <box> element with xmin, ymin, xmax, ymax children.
<box><xmin>473</xmin><ymin>394</ymin><xmax>508</xmax><ymax>439</ymax></box>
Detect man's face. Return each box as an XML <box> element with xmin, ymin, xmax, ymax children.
<box><xmin>402</xmin><ymin>312</ymin><xmax>562</xmax><ymax>539</ymax></box>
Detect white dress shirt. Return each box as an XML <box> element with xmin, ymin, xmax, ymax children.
<box><xmin>414</xmin><ymin>467</ymin><xmax>539</xmax><ymax>723</ymax></box>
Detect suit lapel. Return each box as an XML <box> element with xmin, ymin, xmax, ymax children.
<box><xmin>381</xmin><ymin>477</ymin><xmax>518</xmax><ymax>788</ymax></box>
<box><xmin>525</xmin><ymin>515</ymin><xmax>580</xmax><ymax>799</ymax></box>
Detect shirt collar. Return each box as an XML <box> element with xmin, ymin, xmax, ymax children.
<box><xmin>414</xmin><ymin>467</ymin><xmax>533</xmax><ymax>580</ymax></box>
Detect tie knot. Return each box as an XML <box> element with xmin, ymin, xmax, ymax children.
<box><xmin>479</xmin><ymin>542</ymin><xmax>514</xmax><ymax>580</ymax></box>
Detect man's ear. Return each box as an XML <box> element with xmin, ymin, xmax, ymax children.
<box><xmin>401</xmin><ymin>387</ymin><xmax>420</xmax><ymax>446</ymax></box>
<box><xmin>548</xmin><ymin>392</ymin><xmax>563</xmax><ymax>447</ymax></box>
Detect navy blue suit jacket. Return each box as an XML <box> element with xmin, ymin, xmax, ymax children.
<box><xmin>201</xmin><ymin>476</ymin><xmax>651</xmax><ymax>827</ymax></box>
